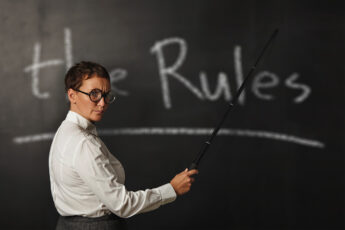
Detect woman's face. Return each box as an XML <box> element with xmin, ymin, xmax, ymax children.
<box><xmin>68</xmin><ymin>76</ymin><xmax>111</xmax><ymax>122</ymax></box>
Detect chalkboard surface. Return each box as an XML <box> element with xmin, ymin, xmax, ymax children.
<box><xmin>0</xmin><ymin>0</ymin><xmax>344</xmax><ymax>229</ymax></box>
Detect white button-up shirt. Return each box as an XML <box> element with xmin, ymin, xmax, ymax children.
<box><xmin>48</xmin><ymin>111</ymin><xmax>176</xmax><ymax>218</ymax></box>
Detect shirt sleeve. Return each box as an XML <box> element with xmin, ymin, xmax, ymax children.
<box><xmin>73</xmin><ymin>136</ymin><xmax>177</xmax><ymax>218</ymax></box>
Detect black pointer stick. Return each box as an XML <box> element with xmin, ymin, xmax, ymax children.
<box><xmin>189</xmin><ymin>29</ymin><xmax>279</xmax><ymax>170</ymax></box>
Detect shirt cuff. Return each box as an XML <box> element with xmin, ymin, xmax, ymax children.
<box><xmin>157</xmin><ymin>183</ymin><xmax>177</xmax><ymax>205</ymax></box>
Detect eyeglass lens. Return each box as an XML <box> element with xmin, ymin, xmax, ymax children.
<box><xmin>89</xmin><ymin>89</ymin><xmax>115</xmax><ymax>104</ymax></box>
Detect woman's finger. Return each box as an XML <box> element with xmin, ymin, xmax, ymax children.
<box><xmin>187</xmin><ymin>169</ymin><xmax>199</xmax><ymax>176</ymax></box>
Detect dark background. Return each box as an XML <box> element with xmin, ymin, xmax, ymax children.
<box><xmin>0</xmin><ymin>0</ymin><xmax>344</xmax><ymax>229</ymax></box>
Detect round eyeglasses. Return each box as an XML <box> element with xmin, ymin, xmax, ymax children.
<box><xmin>75</xmin><ymin>89</ymin><xmax>116</xmax><ymax>104</ymax></box>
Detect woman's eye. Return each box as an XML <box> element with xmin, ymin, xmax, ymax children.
<box><xmin>90</xmin><ymin>91</ymin><xmax>100</xmax><ymax>99</ymax></box>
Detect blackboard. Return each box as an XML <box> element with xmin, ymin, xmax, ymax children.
<box><xmin>0</xmin><ymin>0</ymin><xmax>344</xmax><ymax>229</ymax></box>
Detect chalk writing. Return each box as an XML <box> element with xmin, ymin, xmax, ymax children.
<box><xmin>150</xmin><ymin>38</ymin><xmax>205</xmax><ymax>109</ymax></box>
<box><xmin>17</xmin><ymin>29</ymin><xmax>320</xmax><ymax>151</ymax></box>
<box><xmin>200</xmin><ymin>71</ymin><xmax>232</xmax><ymax>101</ymax></box>
<box><xmin>234</xmin><ymin>45</ymin><xmax>245</xmax><ymax>104</ymax></box>
<box><xmin>64</xmin><ymin>28</ymin><xmax>73</xmax><ymax>70</ymax></box>
<box><xmin>285</xmin><ymin>73</ymin><xmax>311</xmax><ymax>103</ymax></box>
<box><xmin>109</xmin><ymin>68</ymin><xmax>129</xmax><ymax>96</ymax></box>
<box><xmin>24</xmin><ymin>29</ymin><xmax>311</xmax><ymax>107</ymax></box>
<box><xmin>252</xmin><ymin>71</ymin><xmax>280</xmax><ymax>100</ymax></box>
<box><xmin>24</xmin><ymin>43</ymin><xmax>63</xmax><ymax>99</ymax></box>
<box><xmin>13</xmin><ymin>127</ymin><xmax>324</xmax><ymax>148</ymax></box>
<box><xmin>24</xmin><ymin>28</ymin><xmax>72</xmax><ymax>99</ymax></box>
<box><xmin>24</xmin><ymin>28</ymin><xmax>130</xmax><ymax>99</ymax></box>
<box><xmin>151</xmin><ymin>37</ymin><xmax>312</xmax><ymax>109</ymax></box>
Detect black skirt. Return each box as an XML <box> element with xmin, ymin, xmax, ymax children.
<box><xmin>56</xmin><ymin>213</ymin><xmax>128</xmax><ymax>230</ymax></box>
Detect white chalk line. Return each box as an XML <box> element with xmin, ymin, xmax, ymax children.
<box><xmin>12</xmin><ymin>128</ymin><xmax>324</xmax><ymax>148</ymax></box>
<box><xmin>64</xmin><ymin>27</ymin><xmax>73</xmax><ymax>70</ymax></box>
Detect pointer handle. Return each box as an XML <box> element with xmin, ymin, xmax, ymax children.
<box><xmin>188</xmin><ymin>162</ymin><xmax>198</xmax><ymax>170</ymax></box>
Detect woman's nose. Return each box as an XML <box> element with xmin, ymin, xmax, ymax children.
<box><xmin>97</xmin><ymin>97</ymin><xmax>106</xmax><ymax>106</ymax></box>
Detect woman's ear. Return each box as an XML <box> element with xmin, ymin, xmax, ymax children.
<box><xmin>67</xmin><ymin>88</ymin><xmax>77</xmax><ymax>104</ymax></box>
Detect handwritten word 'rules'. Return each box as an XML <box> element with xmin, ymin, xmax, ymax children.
<box><xmin>150</xmin><ymin>38</ymin><xmax>311</xmax><ymax>109</ymax></box>
<box><xmin>24</xmin><ymin>28</ymin><xmax>311</xmax><ymax>109</ymax></box>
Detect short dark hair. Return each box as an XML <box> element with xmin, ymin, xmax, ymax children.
<box><xmin>64</xmin><ymin>61</ymin><xmax>110</xmax><ymax>92</ymax></box>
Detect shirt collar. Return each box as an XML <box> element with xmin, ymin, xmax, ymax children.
<box><xmin>66</xmin><ymin>110</ymin><xmax>98</xmax><ymax>136</ymax></box>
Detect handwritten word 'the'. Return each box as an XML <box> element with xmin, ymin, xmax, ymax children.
<box><xmin>23</xmin><ymin>28</ymin><xmax>129</xmax><ymax>100</ymax></box>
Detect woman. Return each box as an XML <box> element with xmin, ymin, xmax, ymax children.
<box><xmin>48</xmin><ymin>61</ymin><xmax>198</xmax><ymax>230</ymax></box>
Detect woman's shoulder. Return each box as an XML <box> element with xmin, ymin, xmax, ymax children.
<box><xmin>59</xmin><ymin>120</ymin><xmax>98</xmax><ymax>142</ymax></box>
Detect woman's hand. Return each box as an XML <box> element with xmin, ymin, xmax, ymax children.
<box><xmin>170</xmin><ymin>168</ymin><xmax>199</xmax><ymax>196</ymax></box>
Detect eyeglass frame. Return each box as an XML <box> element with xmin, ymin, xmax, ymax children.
<box><xmin>74</xmin><ymin>88</ymin><xmax>116</xmax><ymax>104</ymax></box>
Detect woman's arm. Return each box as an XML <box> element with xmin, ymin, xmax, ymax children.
<box><xmin>74</xmin><ymin>137</ymin><xmax>196</xmax><ymax>218</ymax></box>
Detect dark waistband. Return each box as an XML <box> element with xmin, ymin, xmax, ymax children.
<box><xmin>60</xmin><ymin>213</ymin><xmax>122</xmax><ymax>223</ymax></box>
